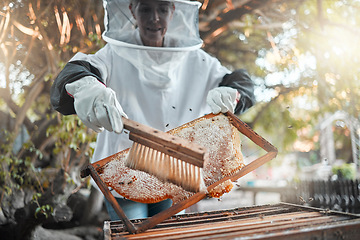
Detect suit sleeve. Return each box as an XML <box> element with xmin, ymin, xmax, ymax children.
<box><xmin>219</xmin><ymin>69</ymin><xmax>256</xmax><ymax>114</ymax></box>
<box><xmin>50</xmin><ymin>60</ymin><xmax>104</xmax><ymax>115</ymax></box>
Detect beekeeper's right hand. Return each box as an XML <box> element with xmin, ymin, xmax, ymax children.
<box><xmin>65</xmin><ymin>76</ymin><xmax>127</xmax><ymax>133</ymax></box>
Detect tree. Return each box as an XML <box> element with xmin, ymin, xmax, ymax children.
<box><xmin>0</xmin><ymin>1</ymin><xmax>104</xmax><ymax>239</ymax></box>
<box><xmin>200</xmin><ymin>0</ymin><xmax>359</xmax><ymax>161</ymax></box>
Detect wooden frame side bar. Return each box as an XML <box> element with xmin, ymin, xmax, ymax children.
<box><xmin>87</xmin><ymin>165</ymin><xmax>137</xmax><ymax>234</ymax></box>
<box><xmin>226</xmin><ymin>111</ymin><xmax>278</xmax><ymax>153</ymax></box>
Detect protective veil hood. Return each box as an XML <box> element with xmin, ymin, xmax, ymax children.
<box><xmin>102</xmin><ymin>0</ymin><xmax>203</xmax><ymax>88</ymax></box>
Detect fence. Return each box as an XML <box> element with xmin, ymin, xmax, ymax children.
<box><xmin>282</xmin><ymin>179</ymin><xmax>360</xmax><ymax>214</ymax></box>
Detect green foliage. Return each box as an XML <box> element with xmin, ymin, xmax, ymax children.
<box><xmin>235</xmin><ymin>0</ymin><xmax>360</xmax><ymax>159</ymax></box>
<box><xmin>88</xmin><ymin>32</ymin><xmax>106</xmax><ymax>51</ymax></box>
<box><xmin>47</xmin><ymin>114</ymin><xmax>96</xmax><ymax>157</ymax></box>
<box><xmin>332</xmin><ymin>163</ymin><xmax>356</xmax><ymax>180</ymax></box>
<box><xmin>0</xmin><ymin>114</ymin><xmax>96</xmax><ymax>222</ymax></box>
<box><xmin>0</xmin><ymin>0</ymin><xmax>104</xmax><ymax>229</ymax></box>
<box><xmin>291</xmin><ymin>0</ymin><xmax>360</xmax><ymax>116</ymax></box>
<box><xmin>0</xmin><ymin>133</ymin><xmax>39</xmax><ymax>196</ymax></box>
<box><xmin>32</xmin><ymin>193</ymin><xmax>53</xmax><ymax>219</ymax></box>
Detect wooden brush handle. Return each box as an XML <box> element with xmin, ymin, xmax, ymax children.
<box><xmin>122</xmin><ymin>117</ymin><xmax>207</xmax><ymax>167</ymax></box>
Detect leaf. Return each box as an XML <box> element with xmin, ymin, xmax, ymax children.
<box><xmin>35</xmin><ymin>207</ymin><xmax>42</xmax><ymax>218</ymax></box>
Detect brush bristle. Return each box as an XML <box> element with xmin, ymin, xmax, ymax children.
<box><xmin>125</xmin><ymin>142</ymin><xmax>204</xmax><ymax>192</ymax></box>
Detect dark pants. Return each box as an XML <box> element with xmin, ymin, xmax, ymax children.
<box><xmin>104</xmin><ymin>197</ymin><xmax>172</xmax><ymax>220</ymax></box>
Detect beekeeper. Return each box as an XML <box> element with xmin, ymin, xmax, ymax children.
<box><xmin>50</xmin><ymin>0</ymin><xmax>255</xmax><ymax>220</ymax></box>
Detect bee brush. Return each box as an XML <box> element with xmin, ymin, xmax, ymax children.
<box><xmin>122</xmin><ymin>117</ymin><xmax>207</xmax><ymax>193</ymax></box>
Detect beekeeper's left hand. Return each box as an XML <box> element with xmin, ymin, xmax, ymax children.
<box><xmin>207</xmin><ymin>87</ymin><xmax>240</xmax><ymax>114</ymax></box>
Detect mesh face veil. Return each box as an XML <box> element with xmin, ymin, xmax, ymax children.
<box><xmin>102</xmin><ymin>0</ymin><xmax>203</xmax><ymax>88</ymax></box>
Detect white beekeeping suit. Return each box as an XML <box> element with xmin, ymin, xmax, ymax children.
<box><xmin>50</xmin><ymin>0</ymin><xmax>255</xmax><ymax>200</ymax></box>
<box><xmin>73</xmin><ymin>0</ymin><xmax>229</xmax><ymax>164</ymax></box>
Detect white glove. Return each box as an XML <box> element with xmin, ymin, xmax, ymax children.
<box><xmin>65</xmin><ymin>76</ymin><xmax>127</xmax><ymax>133</ymax></box>
<box><xmin>206</xmin><ymin>87</ymin><xmax>240</xmax><ymax>114</ymax></box>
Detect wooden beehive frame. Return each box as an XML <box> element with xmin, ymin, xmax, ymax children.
<box><xmin>80</xmin><ymin>112</ymin><xmax>278</xmax><ymax>234</ymax></box>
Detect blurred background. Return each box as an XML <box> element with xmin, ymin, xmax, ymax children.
<box><xmin>1</xmin><ymin>0</ymin><xmax>359</xmax><ymax>239</ymax></box>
